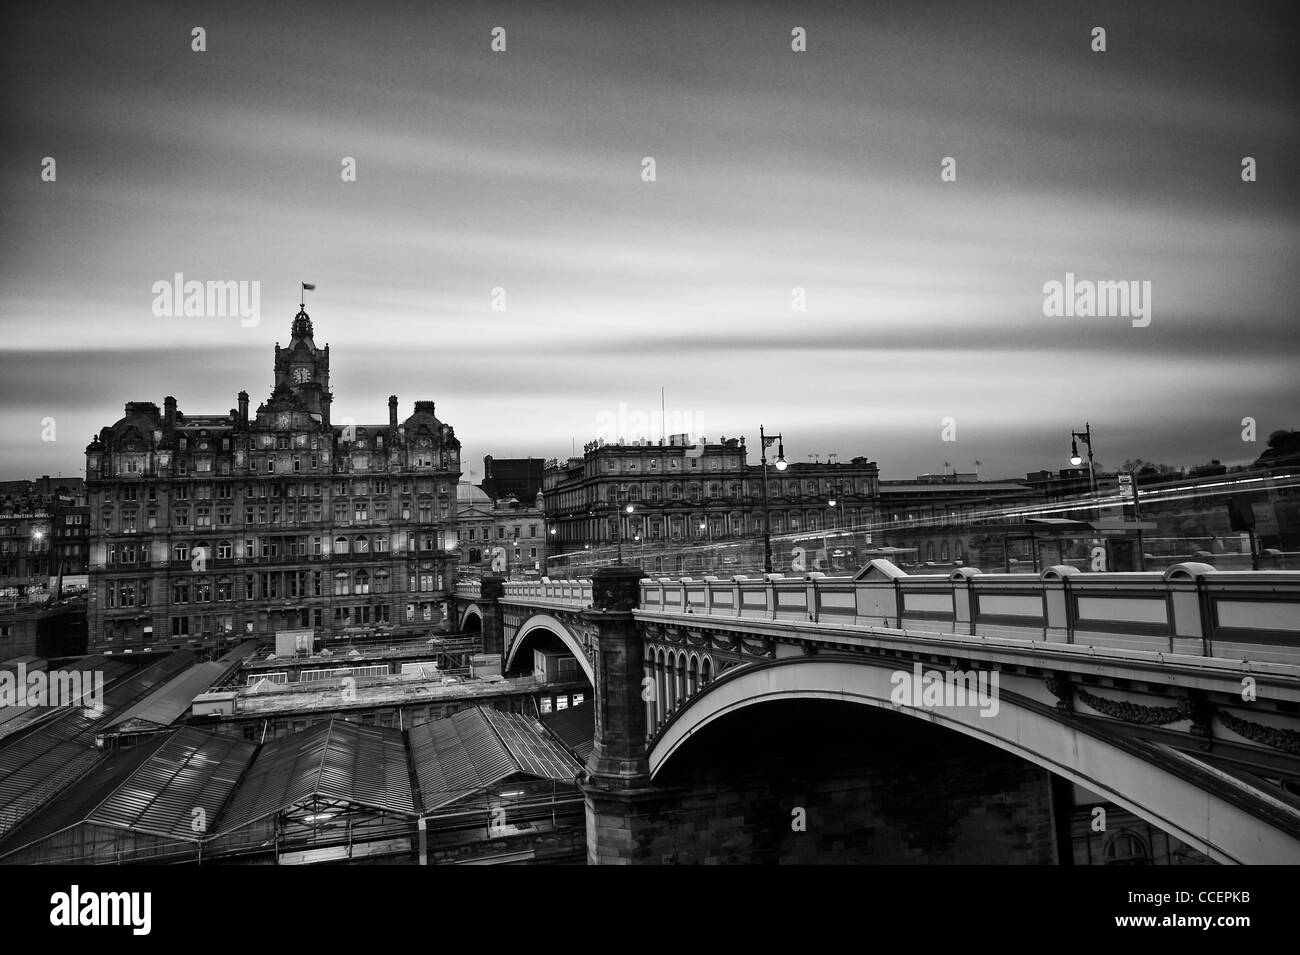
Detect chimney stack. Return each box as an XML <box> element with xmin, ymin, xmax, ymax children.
<box><xmin>164</xmin><ymin>396</ymin><xmax>177</xmax><ymax>432</ymax></box>
<box><xmin>237</xmin><ymin>390</ymin><xmax>249</xmax><ymax>427</ymax></box>
<box><xmin>389</xmin><ymin>395</ymin><xmax>398</xmax><ymax>429</ymax></box>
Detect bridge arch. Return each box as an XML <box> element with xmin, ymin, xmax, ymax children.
<box><xmin>647</xmin><ymin>654</ymin><xmax>1297</xmax><ymax>865</ymax></box>
<box><xmin>457</xmin><ymin>603</ymin><xmax>482</xmax><ymax>633</ymax></box>
<box><xmin>505</xmin><ymin>613</ymin><xmax>595</xmax><ymax>686</ymax></box>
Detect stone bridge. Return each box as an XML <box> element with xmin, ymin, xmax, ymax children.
<box><xmin>452</xmin><ymin>561</ymin><xmax>1300</xmax><ymax>864</ymax></box>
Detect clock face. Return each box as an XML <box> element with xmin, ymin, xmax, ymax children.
<box><xmin>277</xmin><ymin>413</ymin><xmax>291</xmax><ymax>430</ymax></box>
<box><xmin>292</xmin><ymin>367</ymin><xmax>311</xmax><ymax>383</ymax></box>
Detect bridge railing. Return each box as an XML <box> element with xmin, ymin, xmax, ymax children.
<box><xmin>501</xmin><ymin>577</ymin><xmax>593</xmax><ymax>609</ymax></box>
<box><xmin>637</xmin><ymin>560</ymin><xmax>1300</xmax><ymax>666</ymax></box>
<box><xmin>455</xmin><ymin>579</ymin><xmax>481</xmax><ymax>598</ymax></box>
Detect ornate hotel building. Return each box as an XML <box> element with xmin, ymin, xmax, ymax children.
<box><xmin>85</xmin><ymin>306</ymin><xmax>462</xmax><ymax>653</ymax></box>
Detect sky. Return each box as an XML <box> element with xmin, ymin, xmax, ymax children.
<box><xmin>2</xmin><ymin>0</ymin><xmax>1297</xmax><ymax>484</ymax></box>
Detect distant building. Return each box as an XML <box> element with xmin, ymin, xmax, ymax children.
<box><xmin>455</xmin><ymin>480</ymin><xmax>547</xmax><ymax>578</ymax></box>
<box><xmin>0</xmin><ymin>477</ymin><xmax>89</xmax><ymax>594</ymax></box>
<box><xmin>542</xmin><ymin>435</ymin><xmax>880</xmax><ymax>561</ymax></box>
<box><xmin>480</xmin><ymin>455</ymin><xmax>545</xmax><ymax>503</ymax></box>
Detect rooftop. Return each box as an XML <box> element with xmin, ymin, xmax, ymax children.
<box><xmin>231</xmin><ymin>672</ymin><xmax>565</xmax><ymax>718</ymax></box>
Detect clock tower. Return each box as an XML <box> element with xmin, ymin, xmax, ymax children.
<box><xmin>271</xmin><ymin>305</ymin><xmax>332</xmax><ymax>423</ymax></box>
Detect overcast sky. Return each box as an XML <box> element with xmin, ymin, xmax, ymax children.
<box><xmin>2</xmin><ymin>0</ymin><xmax>1296</xmax><ymax>483</ymax></box>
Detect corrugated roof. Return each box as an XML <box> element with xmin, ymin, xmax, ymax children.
<box><xmin>483</xmin><ymin>708</ymin><xmax>584</xmax><ymax>781</ymax></box>
<box><xmin>105</xmin><ymin>661</ymin><xmax>231</xmax><ymax>730</ymax></box>
<box><xmin>215</xmin><ymin>719</ymin><xmax>414</xmax><ymax>832</ymax></box>
<box><xmin>541</xmin><ymin>701</ymin><xmax>594</xmax><ymax>764</ymax></box>
<box><xmin>0</xmin><ymin>652</ymin><xmax>195</xmax><ymax>837</ymax></box>
<box><xmin>410</xmin><ymin>707</ymin><xmax>584</xmax><ymax>812</ymax></box>
<box><xmin>0</xmin><ymin>655</ymin><xmax>134</xmax><ymax>741</ymax></box>
<box><xmin>0</xmin><ymin>726</ymin><xmax>256</xmax><ymax>858</ymax></box>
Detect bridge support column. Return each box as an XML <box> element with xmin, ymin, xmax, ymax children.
<box><xmin>478</xmin><ymin>576</ymin><xmax>506</xmax><ymax>656</ymax></box>
<box><xmin>581</xmin><ymin>566</ymin><xmax>664</xmax><ymax>864</ymax></box>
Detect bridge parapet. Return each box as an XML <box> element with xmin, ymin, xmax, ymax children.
<box><xmin>638</xmin><ymin>561</ymin><xmax>1300</xmax><ymax>666</ymax></box>
<box><xmin>501</xmin><ymin>577</ymin><xmax>593</xmax><ymax>609</ymax></box>
<box><xmin>455</xmin><ymin>579</ymin><xmax>481</xmax><ymax>599</ymax></box>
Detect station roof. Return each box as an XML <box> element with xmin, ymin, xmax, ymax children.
<box><xmin>541</xmin><ymin>701</ymin><xmax>594</xmax><ymax>764</ymax></box>
<box><xmin>410</xmin><ymin>706</ymin><xmax>584</xmax><ymax>812</ymax></box>
<box><xmin>0</xmin><ymin>726</ymin><xmax>256</xmax><ymax>858</ymax></box>
<box><xmin>106</xmin><ymin>642</ymin><xmax>256</xmax><ymax>732</ymax></box>
<box><xmin>0</xmin><ymin>652</ymin><xmax>193</xmax><ymax>837</ymax></box>
<box><xmin>216</xmin><ymin>719</ymin><xmax>415</xmax><ymax>831</ymax></box>
<box><xmin>233</xmin><ymin>672</ymin><xmax>547</xmax><ymax>718</ymax></box>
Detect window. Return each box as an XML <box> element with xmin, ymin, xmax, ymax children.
<box><xmin>217</xmin><ymin>577</ymin><xmax>233</xmax><ymax>601</ymax></box>
<box><xmin>172</xmin><ymin>580</ymin><xmax>190</xmax><ymax>603</ymax></box>
<box><xmin>354</xmin><ymin>535</ymin><xmax>369</xmax><ymax>553</ymax></box>
<box><xmin>334</xmin><ymin>536</ymin><xmax>348</xmax><ymax>555</ymax></box>
<box><xmin>334</xmin><ymin>571</ymin><xmax>350</xmax><ymax>596</ymax></box>
<box><xmin>171</xmin><ymin>617</ymin><xmax>189</xmax><ymax>636</ymax></box>
<box><xmin>173</xmin><ymin>541</ymin><xmax>189</xmax><ymax>562</ymax></box>
<box><xmin>374</xmin><ymin>569</ymin><xmax>390</xmax><ymax>593</ymax></box>
<box><xmin>1104</xmin><ymin>832</ymin><xmax>1151</xmax><ymax>865</ymax></box>
<box><xmin>355</xmin><ymin>570</ymin><xmax>370</xmax><ymax>594</ymax></box>
<box><xmin>374</xmin><ymin>536</ymin><xmax>388</xmax><ymax>553</ymax></box>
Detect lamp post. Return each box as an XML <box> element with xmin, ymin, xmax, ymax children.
<box><xmin>758</xmin><ymin>425</ymin><xmax>787</xmax><ymax>574</ymax></box>
<box><xmin>591</xmin><ymin>494</ymin><xmax>636</xmax><ymax>565</ymax></box>
<box><xmin>826</xmin><ymin>482</ymin><xmax>844</xmax><ymax>571</ymax></box>
<box><xmin>1069</xmin><ymin>423</ymin><xmax>1097</xmax><ymax>496</ymax></box>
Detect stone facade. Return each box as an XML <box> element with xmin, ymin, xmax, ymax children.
<box><xmin>85</xmin><ymin>307</ymin><xmax>462</xmax><ymax>653</ymax></box>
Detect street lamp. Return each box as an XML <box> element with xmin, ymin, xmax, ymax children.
<box><xmin>759</xmin><ymin>425</ymin><xmax>787</xmax><ymax>574</ymax></box>
<box><xmin>590</xmin><ymin>496</ymin><xmax>636</xmax><ymax>565</ymax></box>
<box><xmin>1069</xmin><ymin>423</ymin><xmax>1097</xmax><ymax>495</ymax></box>
<box><xmin>825</xmin><ymin>483</ymin><xmax>844</xmax><ymax>570</ymax></box>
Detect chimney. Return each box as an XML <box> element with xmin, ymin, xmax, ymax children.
<box><xmin>164</xmin><ymin>396</ymin><xmax>177</xmax><ymax>432</ymax></box>
<box><xmin>237</xmin><ymin>391</ymin><xmax>249</xmax><ymax>427</ymax></box>
<box><xmin>388</xmin><ymin>395</ymin><xmax>398</xmax><ymax>429</ymax></box>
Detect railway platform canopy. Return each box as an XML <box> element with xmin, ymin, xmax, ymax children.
<box><xmin>0</xmin><ymin>726</ymin><xmax>257</xmax><ymax>864</ymax></box>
